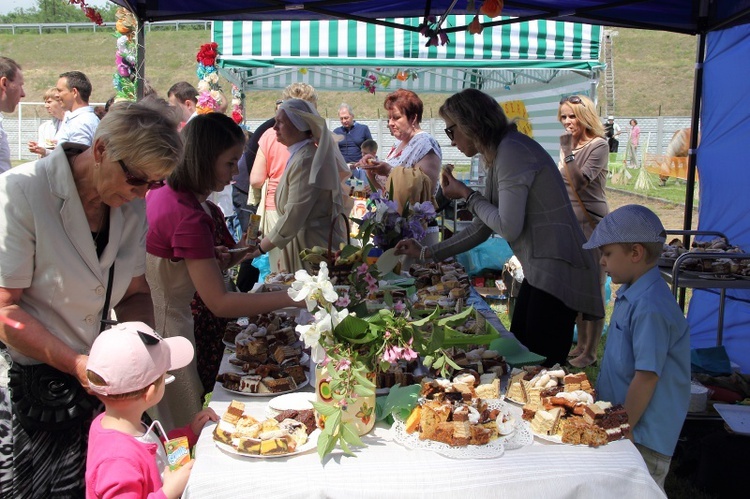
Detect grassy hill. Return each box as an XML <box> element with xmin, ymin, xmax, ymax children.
<box><xmin>0</xmin><ymin>25</ymin><xmax>695</xmax><ymax>119</ymax></box>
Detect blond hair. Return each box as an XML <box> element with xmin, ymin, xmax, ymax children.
<box><xmin>95</xmin><ymin>100</ymin><xmax>183</xmax><ymax>179</ymax></box>
<box><xmin>281</xmin><ymin>83</ymin><xmax>318</xmax><ymax>108</ymax></box>
<box><xmin>557</xmin><ymin>95</ymin><xmax>605</xmax><ymax>139</ymax></box>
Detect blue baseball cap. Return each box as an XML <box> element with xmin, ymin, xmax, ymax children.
<box><xmin>583</xmin><ymin>204</ymin><xmax>666</xmax><ymax>249</ymax></box>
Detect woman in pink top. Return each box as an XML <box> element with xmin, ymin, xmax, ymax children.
<box><xmin>145</xmin><ymin>113</ymin><xmax>300</xmax><ymax>429</ymax></box>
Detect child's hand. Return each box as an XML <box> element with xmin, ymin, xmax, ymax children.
<box><xmin>190</xmin><ymin>408</ymin><xmax>219</xmax><ymax>436</ymax></box>
<box><xmin>161</xmin><ymin>459</ymin><xmax>194</xmax><ymax>499</ymax></box>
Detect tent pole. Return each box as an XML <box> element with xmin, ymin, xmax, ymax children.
<box><xmin>683</xmin><ymin>30</ymin><xmax>708</xmax><ymax>235</ymax></box>
<box><xmin>136</xmin><ymin>20</ymin><xmax>146</xmax><ymax>100</ymax></box>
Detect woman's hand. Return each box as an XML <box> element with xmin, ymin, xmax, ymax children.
<box><xmin>440</xmin><ymin>168</ymin><xmax>472</xmax><ymax>200</ymax></box>
<box><xmin>214</xmin><ymin>246</ymin><xmax>232</xmax><ymax>269</ymax></box>
<box><xmin>394</xmin><ymin>238</ymin><xmax>421</xmax><ymax>258</ymax></box>
<box><xmin>27</xmin><ymin>141</ymin><xmax>47</xmax><ymax>156</ymax></box>
<box><xmin>360</xmin><ymin>156</ymin><xmax>392</xmax><ymax>176</ymax></box>
<box><xmin>559</xmin><ymin>131</ymin><xmax>574</xmax><ymax>157</ymax></box>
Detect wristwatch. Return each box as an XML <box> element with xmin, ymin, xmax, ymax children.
<box><xmin>564</xmin><ymin>154</ymin><xmax>576</xmax><ymax>163</ymax></box>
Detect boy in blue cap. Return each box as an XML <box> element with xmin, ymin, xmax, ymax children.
<box><xmin>583</xmin><ymin>204</ymin><xmax>690</xmax><ymax>491</ymax></box>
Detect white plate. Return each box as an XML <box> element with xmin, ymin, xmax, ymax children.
<box><xmin>220</xmin><ymin>373</ymin><xmax>309</xmax><ymax>397</ymax></box>
<box><xmin>222</xmin><ymin>339</ymin><xmax>236</xmax><ymax>350</ymax></box>
<box><xmin>268</xmin><ymin>392</ymin><xmax>316</xmax><ymax>412</ymax></box>
<box><xmin>392</xmin><ymin>400</ymin><xmax>531</xmax><ymax>458</ymax></box>
<box><xmin>531</xmin><ymin>429</ymin><xmax>564</xmax><ymax>444</ymax></box>
<box><xmin>214</xmin><ymin>429</ymin><xmax>320</xmax><ymax>459</ymax></box>
<box><xmin>714</xmin><ymin>403</ymin><xmax>750</xmax><ymax>436</ymax></box>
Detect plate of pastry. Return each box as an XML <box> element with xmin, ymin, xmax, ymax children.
<box><xmin>213</xmin><ymin>400</ymin><xmax>319</xmax><ymax>458</ymax></box>
<box><xmin>219</xmin><ymin>373</ymin><xmax>309</xmax><ymax>397</ymax></box>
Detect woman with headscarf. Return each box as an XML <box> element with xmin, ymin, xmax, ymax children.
<box><xmin>248</xmin><ymin>98</ymin><xmax>350</xmax><ymax>273</ymax></box>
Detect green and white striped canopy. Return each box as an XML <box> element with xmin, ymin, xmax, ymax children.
<box><xmin>213</xmin><ymin>16</ymin><xmax>602</xmax><ymax>93</ymax></box>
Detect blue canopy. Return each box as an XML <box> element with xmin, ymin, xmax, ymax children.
<box><xmin>110</xmin><ymin>0</ymin><xmax>750</xmax><ymax>372</ymax></box>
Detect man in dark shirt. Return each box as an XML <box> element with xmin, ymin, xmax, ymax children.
<box><xmin>333</xmin><ymin>103</ymin><xmax>372</xmax><ymax>163</ymax></box>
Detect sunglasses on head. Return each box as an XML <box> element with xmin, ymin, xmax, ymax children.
<box><xmin>444</xmin><ymin>124</ymin><xmax>457</xmax><ymax>141</ymax></box>
<box><xmin>560</xmin><ymin>95</ymin><xmax>585</xmax><ymax>107</ymax></box>
<box><xmin>118</xmin><ymin>160</ymin><xmax>165</xmax><ymax>189</ymax></box>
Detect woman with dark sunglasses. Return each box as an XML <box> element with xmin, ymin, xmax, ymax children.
<box><xmin>557</xmin><ymin>94</ymin><xmax>610</xmax><ymax>368</ymax></box>
<box><xmin>0</xmin><ymin>101</ymin><xmax>183</xmax><ymax>497</ymax></box>
<box><xmin>395</xmin><ymin>89</ymin><xmax>603</xmax><ymax>368</ymax></box>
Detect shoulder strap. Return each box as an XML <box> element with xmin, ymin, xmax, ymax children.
<box><xmin>99</xmin><ymin>264</ymin><xmax>115</xmax><ymax>333</ymax></box>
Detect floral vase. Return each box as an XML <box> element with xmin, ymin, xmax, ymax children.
<box><xmin>314</xmin><ymin>365</ymin><xmax>376</xmax><ymax>436</ymax></box>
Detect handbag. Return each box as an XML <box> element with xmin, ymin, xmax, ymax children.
<box><xmin>8</xmin><ymin>363</ymin><xmax>100</xmax><ymax>432</ymax></box>
<box><xmin>7</xmin><ymin>265</ymin><xmax>113</xmax><ymax>433</ymax></box>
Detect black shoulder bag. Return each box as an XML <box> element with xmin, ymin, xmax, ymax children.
<box><xmin>8</xmin><ymin>266</ymin><xmax>113</xmax><ymax>433</ymax></box>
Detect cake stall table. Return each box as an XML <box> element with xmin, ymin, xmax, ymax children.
<box><xmin>184</xmin><ymin>300</ymin><xmax>663</xmax><ymax>499</ymax></box>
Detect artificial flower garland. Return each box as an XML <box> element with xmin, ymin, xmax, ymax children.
<box><xmin>195</xmin><ymin>42</ymin><xmax>224</xmax><ymax>114</ymax></box>
<box><xmin>113</xmin><ymin>8</ymin><xmax>138</xmax><ymax>101</ymax></box>
<box><xmin>68</xmin><ymin>0</ymin><xmax>103</xmax><ymax>25</ymax></box>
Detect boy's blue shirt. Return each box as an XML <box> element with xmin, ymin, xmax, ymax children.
<box><xmin>596</xmin><ymin>266</ymin><xmax>691</xmax><ymax>456</ymax></box>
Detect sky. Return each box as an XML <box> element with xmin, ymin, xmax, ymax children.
<box><xmin>0</xmin><ymin>0</ymin><xmax>113</xmax><ymax>16</ymax></box>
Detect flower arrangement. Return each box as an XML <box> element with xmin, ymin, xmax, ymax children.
<box><xmin>289</xmin><ymin>262</ymin><xmax>488</xmax><ymax>459</ymax></box>
<box><xmin>195</xmin><ymin>42</ymin><xmax>224</xmax><ymax>114</ymax></box>
<box><xmin>112</xmin><ymin>8</ymin><xmax>137</xmax><ymax>101</ymax></box>
<box><xmin>418</xmin><ymin>15</ymin><xmax>450</xmax><ymax>47</ymax></box>
<box><xmin>230</xmin><ymin>84</ymin><xmax>244</xmax><ymax>125</ymax></box>
<box><xmin>360</xmin><ymin>69</ymin><xmax>418</xmax><ymax>94</ymax></box>
<box><xmin>360</xmin><ymin>191</ymin><xmax>437</xmax><ymax>251</ymax></box>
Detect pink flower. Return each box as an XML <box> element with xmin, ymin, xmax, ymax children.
<box><xmin>402</xmin><ymin>343</ymin><xmax>418</xmax><ymax>361</ymax></box>
<box><xmin>394</xmin><ymin>301</ymin><xmax>406</xmax><ymax>313</ymax></box>
<box><xmin>336</xmin><ymin>359</ymin><xmax>351</xmax><ymax>371</ymax></box>
<box><xmin>357</xmin><ymin>263</ymin><xmax>369</xmax><ymax>276</ymax></box>
<box><xmin>335</xmin><ymin>293</ymin><xmax>351</xmax><ymax>308</ymax></box>
<box><xmin>384</xmin><ymin>330</ymin><xmax>391</xmax><ymax>339</ymax></box>
<box><xmin>364</xmin><ymin>272</ymin><xmax>378</xmax><ymax>287</ymax></box>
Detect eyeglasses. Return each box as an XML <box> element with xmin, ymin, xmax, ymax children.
<box><xmin>560</xmin><ymin>95</ymin><xmax>585</xmax><ymax>107</ymax></box>
<box><xmin>118</xmin><ymin>160</ymin><xmax>165</xmax><ymax>189</ymax></box>
<box><xmin>445</xmin><ymin>124</ymin><xmax>457</xmax><ymax>141</ymax></box>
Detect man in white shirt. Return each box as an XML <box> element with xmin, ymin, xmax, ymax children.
<box><xmin>0</xmin><ymin>57</ymin><xmax>26</xmax><ymax>174</ymax></box>
<box><xmin>167</xmin><ymin>81</ymin><xmax>199</xmax><ymax>127</ymax></box>
<box><xmin>54</xmin><ymin>71</ymin><xmax>100</xmax><ymax>149</ymax></box>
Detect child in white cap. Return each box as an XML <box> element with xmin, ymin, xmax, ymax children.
<box><xmin>583</xmin><ymin>205</ymin><xmax>690</xmax><ymax>491</ymax></box>
<box><xmin>84</xmin><ymin>322</ymin><xmax>218</xmax><ymax>499</ymax></box>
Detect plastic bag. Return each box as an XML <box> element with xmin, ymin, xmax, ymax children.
<box><xmin>454</xmin><ymin>237</ymin><xmax>513</xmax><ymax>276</ymax></box>
<box><xmin>252</xmin><ymin>254</ymin><xmax>271</xmax><ymax>283</ymax></box>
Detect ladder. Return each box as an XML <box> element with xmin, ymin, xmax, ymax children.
<box><xmin>602</xmin><ymin>30</ymin><xmax>617</xmax><ymax>116</ymax></box>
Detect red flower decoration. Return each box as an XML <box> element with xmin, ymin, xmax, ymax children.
<box><xmin>231</xmin><ymin>110</ymin><xmax>243</xmax><ymax>124</ymax></box>
<box><xmin>68</xmin><ymin>0</ymin><xmax>104</xmax><ymax>25</ymax></box>
<box><xmin>196</xmin><ymin>42</ymin><xmax>219</xmax><ymax>67</ymax></box>
<box><xmin>468</xmin><ymin>16</ymin><xmax>483</xmax><ymax>35</ymax></box>
<box><xmin>480</xmin><ymin>0</ymin><xmax>504</xmax><ymax>18</ymax></box>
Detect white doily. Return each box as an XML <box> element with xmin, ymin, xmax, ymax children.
<box><xmin>392</xmin><ymin>400</ymin><xmax>531</xmax><ymax>459</ymax></box>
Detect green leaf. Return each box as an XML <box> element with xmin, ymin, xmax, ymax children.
<box><xmin>352</xmin><ymin>370</ymin><xmax>376</xmax><ymax>389</ymax></box>
<box><xmin>376</xmin><ymin>384</ymin><xmax>421</xmax><ymax>421</ymax></box>
<box><xmin>352</xmin><ymin>383</ymin><xmax>375</xmax><ymax>397</ymax></box>
<box><xmin>312</xmin><ymin>401</ymin><xmax>340</xmax><ymax>418</ymax></box>
<box><xmin>338</xmin><ymin>438</ymin><xmax>355</xmax><ymax>456</ymax></box>
<box><xmin>338</xmin><ymin>244</ymin><xmax>360</xmax><ymax>260</ymax></box>
<box><xmin>340</xmin><ymin>422</ymin><xmax>366</xmax><ymax>447</ymax></box>
<box><xmin>317</xmin><ymin>430</ymin><xmax>334</xmax><ymax>460</ymax></box>
<box><xmin>436</xmin><ymin>306</ymin><xmax>474</xmax><ymax>327</ymax></box>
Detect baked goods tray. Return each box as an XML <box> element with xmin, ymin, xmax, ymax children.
<box><xmin>714</xmin><ymin>403</ymin><xmax>750</xmax><ymax>436</ymax></box>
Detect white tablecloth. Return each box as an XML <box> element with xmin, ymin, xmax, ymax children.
<box><xmin>184</xmin><ymin>356</ymin><xmax>665</xmax><ymax>499</ymax></box>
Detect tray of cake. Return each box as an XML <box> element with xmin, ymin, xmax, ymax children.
<box><xmin>505</xmin><ymin>365</ymin><xmax>630</xmax><ymax>447</ymax></box>
<box><xmin>216</xmin><ymin>312</ymin><xmax>309</xmax><ymax>396</ymax></box>
<box><xmin>393</xmin><ymin>372</ymin><xmax>532</xmax><ymax>458</ymax></box>
<box><xmin>407</xmin><ymin>259</ymin><xmax>472</xmax><ymax>311</ymax></box>
<box><xmin>212</xmin><ymin>400</ymin><xmax>319</xmax><ymax>458</ymax></box>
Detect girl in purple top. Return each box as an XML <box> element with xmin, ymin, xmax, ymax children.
<box><xmin>145</xmin><ymin>113</ymin><xmax>300</xmax><ymax>429</ymax></box>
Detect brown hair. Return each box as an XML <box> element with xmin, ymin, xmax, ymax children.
<box><xmin>169</xmin><ymin>113</ymin><xmax>245</xmax><ymax>195</ymax></box>
<box><xmin>384</xmin><ymin>89</ymin><xmax>424</xmax><ymax>124</ymax></box>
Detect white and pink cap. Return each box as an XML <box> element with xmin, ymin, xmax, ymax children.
<box><xmin>87</xmin><ymin>321</ymin><xmax>193</xmax><ymax>396</ymax></box>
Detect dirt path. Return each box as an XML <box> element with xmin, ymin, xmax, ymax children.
<box><xmin>606</xmin><ymin>188</ymin><xmax>697</xmax><ymax>231</ymax></box>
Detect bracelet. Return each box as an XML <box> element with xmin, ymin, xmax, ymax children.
<box><xmin>564</xmin><ymin>154</ymin><xmax>576</xmax><ymax>163</ymax></box>
<box><xmin>465</xmin><ymin>190</ymin><xmax>478</xmax><ymax>204</ymax></box>
<box><xmin>419</xmin><ymin>244</ymin><xmax>428</xmax><ymax>262</ymax></box>
<box><xmin>258</xmin><ymin>245</ymin><xmax>267</xmax><ymax>255</ymax></box>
